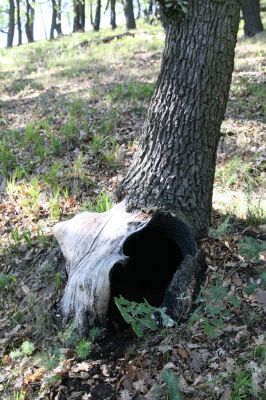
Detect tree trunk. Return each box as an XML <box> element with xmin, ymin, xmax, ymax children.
<box><xmin>25</xmin><ymin>0</ymin><xmax>35</xmax><ymax>42</ymax></box>
<box><xmin>148</xmin><ymin>0</ymin><xmax>153</xmax><ymax>15</ymax></box>
<box><xmin>50</xmin><ymin>0</ymin><xmax>63</xmax><ymax>39</ymax></box>
<box><xmin>110</xmin><ymin>0</ymin><xmax>117</xmax><ymax>29</ymax></box>
<box><xmin>136</xmin><ymin>0</ymin><xmax>141</xmax><ymax>18</ymax></box>
<box><xmin>124</xmin><ymin>0</ymin><xmax>136</xmax><ymax>29</ymax></box>
<box><xmin>241</xmin><ymin>0</ymin><xmax>263</xmax><ymax>37</ymax></box>
<box><xmin>16</xmin><ymin>0</ymin><xmax>22</xmax><ymax>45</ymax></box>
<box><xmin>7</xmin><ymin>0</ymin><xmax>15</xmax><ymax>48</ymax></box>
<box><xmin>73</xmin><ymin>0</ymin><xmax>85</xmax><ymax>32</ymax></box>
<box><xmin>118</xmin><ymin>0</ymin><xmax>240</xmax><ymax>239</ymax></box>
<box><xmin>93</xmin><ymin>0</ymin><xmax>101</xmax><ymax>31</ymax></box>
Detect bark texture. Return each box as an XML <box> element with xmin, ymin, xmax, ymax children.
<box><xmin>25</xmin><ymin>0</ymin><xmax>35</xmax><ymax>42</ymax></box>
<box><xmin>119</xmin><ymin>0</ymin><xmax>240</xmax><ymax>239</ymax></box>
<box><xmin>124</xmin><ymin>0</ymin><xmax>136</xmax><ymax>29</ymax></box>
<box><xmin>241</xmin><ymin>0</ymin><xmax>263</xmax><ymax>36</ymax></box>
<box><xmin>110</xmin><ymin>0</ymin><xmax>117</xmax><ymax>29</ymax></box>
<box><xmin>73</xmin><ymin>0</ymin><xmax>85</xmax><ymax>32</ymax></box>
<box><xmin>93</xmin><ymin>0</ymin><xmax>101</xmax><ymax>31</ymax></box>
<box><xmin>7</xmin><ymin>0</ymin><xmax>15</xmax><ymax>48</ymax></box>
<box><xmin>16</xmin><ymin>0</ymin><xmax>22</xmax><ymax>45</ymax></box>
<box><xmin>54</xmin><ymin>202</ymin><xmax>204</xmax><ymax>329</ymax></box>
<box><xmin>50</xmin><ymin>0</ymin><xmax>62</xmax><ymax>39</ymax></box>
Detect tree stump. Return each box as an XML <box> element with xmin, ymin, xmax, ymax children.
<box><xmin>54</xmin><ymin>201</ymin><xmax>206</xmax><ymax>332</ymax></box>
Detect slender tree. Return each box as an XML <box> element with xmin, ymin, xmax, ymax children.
<box><xmin>7</xmin><ymin>0</ymin><xmax>15</xmax><ymax>47</ymax></box>
<box><xmin>15</xmin><ymin>0</ymin><xmax>22</xmax><ymax>45</ymax></box>
<box><xmin>25</xmin><ymin>0</ymin><xmax>35</xmax><ymax>42</ymax></box>
<box><xmin>124</xmin><ymin>0</ymin><xmax>136</xmax><ymax>29</ymax></box>
<box><xmin>110</xmin><ymin>0</ymin><xmax>116</xmax><ymax>29</ymax></box>
<box><xmin>241</xmin><ymin>0</ymin><xmax>263</xmax><ymax>37</ymax></box>
<box><xmin>73</xmin><ymin>0</ymin><xmax>85</xmax><ymax>32</ymax></box>
<box><xmin>50</xmin><ymin>0</ymin><xmax>63</xmax><ymax>39</ymax></box>
<box><xmin>118</xmin><ymin>0</ymin><xmax>240</xmax><ymax>239</ymax></box>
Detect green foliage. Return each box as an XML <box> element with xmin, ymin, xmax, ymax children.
<box><xmin>0</xmin><ymin>273</ymin><xmax>16</xmax><ymax>291</ymax></box>
<box><xmin>54</xmin><ymin>272</ymin><xmax>63</xmax><ymax>289</ymax></box>
<box><xmin>215</xmin><ymin>157</ymin><xmax>262</xmax><ymax>191</ymax></box>
<box><xmin>246</xmin><ymin>197</ymin><xmax>266</xmax><ymax>226</ymax></box>
<box><xmin>107</xmin><ymin>82</ymin><xmax>155</xmax><ymax>102</ymax></box>
<box><xmin>209</xmin><ymin>216</ymin><xmax>232</xmax><ymax>239</ymax></box>
<box><xmin>190</xmin><ymin>279</ymin><xmax>241</xmax><ymax>338</ymax></box>
<box><xmin>114</xmin><ymin>296</ymin><xmax>175</xmax><ymax>337</ymax></box>
<box><xmin>230</xmin><ymin>370</ymin><xmax>253</xmax><ymax>400</ymax></box>
<box><xmin>85</xmin><ymin>192</ymin><xmax>112</xmax><ymax>213</ymax></box>
<box><xmin>254</xmin><ymin>345</ymin><xmax>266</xmax><ymax>363</ymax></box>
<box><xmin>162</xmin><ymin>368</ymin><xmax>182</xmax><ymax>400</ymax></box>
<box><xmin>75</xmin><ymin>340</ymin><xmax>93</xmax><ymax>360</ymax></box>
<box><xmin>10</xmin><ymin>340</ymin><xmax>35</xmax><ymax>359</ymax></box>
<box><xmin>239</xmin><ymin>237</ymin><xmax>266</xmax><ymax>262</ymax></box>
<box><xmin>91</xmin><ymin>133</ymin><xmax>105</xmax><ymax>154</ymax></box>
<box><xmin>244</xmin><ymin>283</ymin><xmax>257</xmax><ymax>295</ymax></box>
<box><xmin>61</xmin><ymin>119</ymin><xmax>79</xmax><ymax>139</ymax></box>
<box><xmin>13</xmin><ymin>390</ymin><xmax>26</xmax><ymax>400</ymax></box>
<box><xmin>69</xmin><ymin>99</ymin><xmax>84</xmax><ymax>117</ymax></box>
<box><xmin>59</xmin><ymin>321</ymin><xmax>79</xmax><ymax>347</ymax></box>
<box><xmin>0</xmin><ymin>140</ymin><xmax>17</xmax><ymax>175</ymax></box>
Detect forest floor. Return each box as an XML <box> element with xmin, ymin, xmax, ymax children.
<box><xmin>0</xmin><ymin>19</ymin><xmax>265</xmax><ymax>400</ymax></box>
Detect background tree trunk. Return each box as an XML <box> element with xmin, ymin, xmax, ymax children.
<box><xmin>15</xmin><ymin>0</ymin><xmax>22</xmax><ymax>45</ymax></box>
<box><xmin>93</xmin><ymin>0</ymin><xmax>101</xmax><ymax>31</ymax></box>
<box><xmin>25</xmin><ymin>0</ymin><xmax>35</xmax><ymax>42</ymax></box>
<box><xmin>110</xmin><ymin>0</ymin><xmax>117</xmax><ymax>29</ymax></box>
<box><xmin>7</xmin><ymin>0</ymin><xmax>15</xmax><ymax>48</ymax></box>
<box><xmin>124</xmin><ymin>0</ymin><xmax>136</xmax><ymax>29</ymax></box>
<box><xmin>73</xmin><ymin>0</ymin><xmax>85</xmax><ymax>32</ymax></box>
<box><xmin>119</xmin><ymin>0</ymin><xmax>240</xmax><ymax>239</ymax></box>
<box><xmin>50</xmin><ymin>0</ymin><xmax>63</xmax><ymax>39</ymax></box>
<box><xmin>241</xmin><ymin>0</ymin><xmax>263</xmax><ymax>37</ymax></box>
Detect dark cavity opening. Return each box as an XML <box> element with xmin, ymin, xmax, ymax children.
<box><xmin>107</xmin><ymin>213</ymin><xmax>185</xmax><ymax>329</ymax></box>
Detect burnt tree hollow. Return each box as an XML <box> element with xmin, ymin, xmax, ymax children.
<box><xmin>107</xmin><ymin>214</ymin><xmax>186</xmax><ymax>328</ymax></box>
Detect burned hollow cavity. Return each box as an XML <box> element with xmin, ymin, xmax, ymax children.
<box><xmin>107</xmin><ymin>212</ymin><xmax>196</xmax><ymax>328</ymax></box>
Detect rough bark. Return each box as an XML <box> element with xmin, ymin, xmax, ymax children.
<box><xmin>25</xmin><ymin>0</ymin><xmax>35</xmax><ymax>43</ymax></box>
<box><xmin>118</xmin><ymin>0</ymin><xmax>240</xmax><ymax>239</ymax></box>
<box><xmin>124</xmin><ymin>0</ymin><xmax>136</xmax><ymax>29</ymax></box>
<box><xmin>110</xmin><ymin>0</ymin><xmax>117</xmax><ymax>29</ymax></box>
<box><xmin>73</xmin><ymin>0</ymin><xmax>85</xmax><ymax>32</ymax></box>
<box><xmin>241</xmin><ymin>0</ymin><xmax>263</xmax><ymax>37</ymax></box>
<box><xmin>15</xmin><ymin>0</ymin><xmax>22</xmax><ymax>45</ymax></box>
<box><xmin>50</xmin><ymin>0</ymin><xmax>63</xmax><ymax>40</ymax></box>
<box><xmin>93</xmin><ymin>0</ymin><xmax>101</xmax><ymax>31</ymax></box>
<box><xmin>7</xmin><ymin>0</ymin><xmax>15</xmax><ymax>48</ymax></box>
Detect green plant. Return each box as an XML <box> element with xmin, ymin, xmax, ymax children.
<box><xmin>0</xmin><ymin>273</ymin><xmax>16</xmax><ymax>291</ymax></box>
<box><xmin>239</xmin><ymin>237</ymin><xmax>266</xmax><ymax>262</ymax></box>
<box><xmin>85</xmin><ymin>192</ymin><xmax>112</xmax><ymax>213</ymax></box>
<box><xmin>45</xmin><ymin>161</ymin><xmax>63</xmax><ymax>191</ymax></box>
<box><xmin>59</xmin><ymin>321</ymin><xmax>79</xmax><ymax>347</ymax></box>
<box><xmin>190</xmin><ymin>279</ymin><xmax>241</xmax><ymax>338</ymax></box>
<box><xmin>0</xmin><ymin>141</ymin><xmax>16</xmax><ymax>175</ymax></box>
<box><xmin>115</xmin><ymin>296</ymin><xmax>175</xmax><ymax>337</ymax></box>
<box><xmin>254</xmin><ymin>345</ymin><xmax>266</xmax><ymax>364</ymax></box>
<box><xmin>244</xmin><ymin>283</ymin><xmax>257</xmax><ymax>295</ymax></box>
<box><xmin>54</xmin><ymin>272</ymin><xmax>63</xmax><ymax>289</ymax></box>
<box><xmin>21</xmin><ymin>340</ymin><xmax>35</xmax><ymax>356</ymax></box>
<box><xmin>230</xmin><ymin>370</ymin><xmax>253</xmax><ymax>400</ymax></box>
<box><xmin>162</xmin><ymin>368</ymin><xmax>182</xmax><ymax>400</ymax></box>
<box><xmin>91</xmin><ymin>133</ymin><xmax>105</xmax><ymax>154</ymax></box>
<box><xmin>75</xmin><ymin>340</ymin><xmax>93</xmax><ymax>360</ymax></box>
<box><xmin>49</xmin><ymin>190</ymin><xmax>61</xmax><ymax>221</ymax></box>
<box><xmin>13</xmin><ymin>390</ymin><xmax>26</xmax><ymax>400</ymax></box>
<box><xmin>69</xmin><ymin>99</ymin><xmax>83</xmax><ymax>116</ymax></box>
<box><xmin>61</xmin><ymin>119</ymin><xmax>79</xmax><ymax>139</ymax></box>
<box><xmin>209</xmin><ymin>215</ymin><xmax>232</xmax><ymax>239</ymax></box>
<box><xmin>246</xmin><ymin>198</ymin><xmax>266</xmax><ymax>226</ymax></box>
<box><xmin>260</xmin><ymin>271</ymin><xmax>266</xmax><ymax>288</ymax></box>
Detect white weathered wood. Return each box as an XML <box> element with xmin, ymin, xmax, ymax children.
<box><xmin>53</xmin><ymin>201</ymin><xmax>150</xmax><ymax>327</ymax></box>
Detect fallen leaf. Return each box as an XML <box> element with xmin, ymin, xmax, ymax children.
<box><xmin>24</xmin><ymin>368</ymin><xmax>45</xmax><ymax>384</ymax></box>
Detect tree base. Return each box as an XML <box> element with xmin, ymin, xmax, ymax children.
<box><xmin>54</xmin><ymin>201</ymin><xmax>206</xmax><ymax>332</ymax></box>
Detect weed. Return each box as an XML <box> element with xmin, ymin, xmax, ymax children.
<box><xmin>49</xmin><ymin>190</ymin><xmax>61</xmax><ymax>221</ymax></box>
<box><xmin>69</xmin><ymin>99</ymin><xmax>84</xmax><ymax>116</ymax></box>
<box><xmin>115</xmin><ymin>296</ymin><xmax>175</xmax><ymax>337</ymax></box>
<box><xmin>45</xmin><ymin>161</ymin><xmax>63</xmax><ymax>191</ymax></box>
<box><xmin>246</xmin><ymin>197</ymin><xmax>266</xmax><ymax>226</ymax></box>
<box><xmin>75</xmin><ymin>340</ymin><xmax>93</xmax><ymax>360</ymax></box>
<box><xmin>254</xmin><ymin>345</ymin><xmax>266</xmax><ymax>363</ymax></box>
<box><xmin>11</xmin><ymin>311</ymin><xmax>23</xmax><ymax>326</ymax></box>
<box><xmin>13</xmin><ymin>390</ymin><xmax>26</xmax><ymax>400</ymax></box>
<box><xmin>162</xmin><ymin>368</ymin><xmax>182</xmax><ymax>400</ymax></box>
<box><xmin>260</xmin><ymin>271</ymin><xmax>266</xmax><ymax>287</ymax></box>
<box><xmin>59</xmin><ymin>321</ymin><xmax>79</xmax><ymax>347</ymax></box>
<box><xmin>91</xmin><ymin>133</ymin><xmax>105</xmax><ymax>154</ymax></box>
<box><xmin>85</xmin><ymin>192</ymin><xmax>112</xmax><ymax>213</ymax></box>
<box><xmin>0</xmin><ymin>141</ymin><xmax>17</xmax><ymax>175</ymax></box>
<box><xmin>107</xmin><ymin>82</ymin><xmax>155</xmax><ymax>102</ymax></box>
<box><xmin>244</xmin><ymin>283</ymin><xmax>257</xmax><ymax>295</ymax></box>
<box><xmin>20</xmin><ymin>177</ymin><xmax>41</xmax><ymax>216</ymax></box>
<box><xmin>61</xmin><ymin>119</ymin><xmax>79</xmax><ymax>139</ymax></box>
<box><xmin>190</xmin><ymin>279</ymin><xmax>241</xmax><ymax>338</ymax></box>
<box><xmin>21</xmin><ymin>340</ymin><xmax>35</xmax><ymax>356</ymax></box>
<box><xmin>54</xmin><ymin>272</ymin><xmax>63</xmax><ymax>289</ymax></box>
<box><xmin>0</xmin><ymin>273</ymin><xmax>16</xmax><ymax>291</ymax></box>
<box><xmin>209</xmin><ymin>215</ymin><xmax>232</xmax><ymax>239</ymax></box>
<box><xmin>230</xmin><ymin>370</ymin><xmax>253</xmax><ymax>400</ymax></box>
<box><xmin>239</xmin><ymin>237</ymin><xmax>266</xmax><ymax>262</ymax></box>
